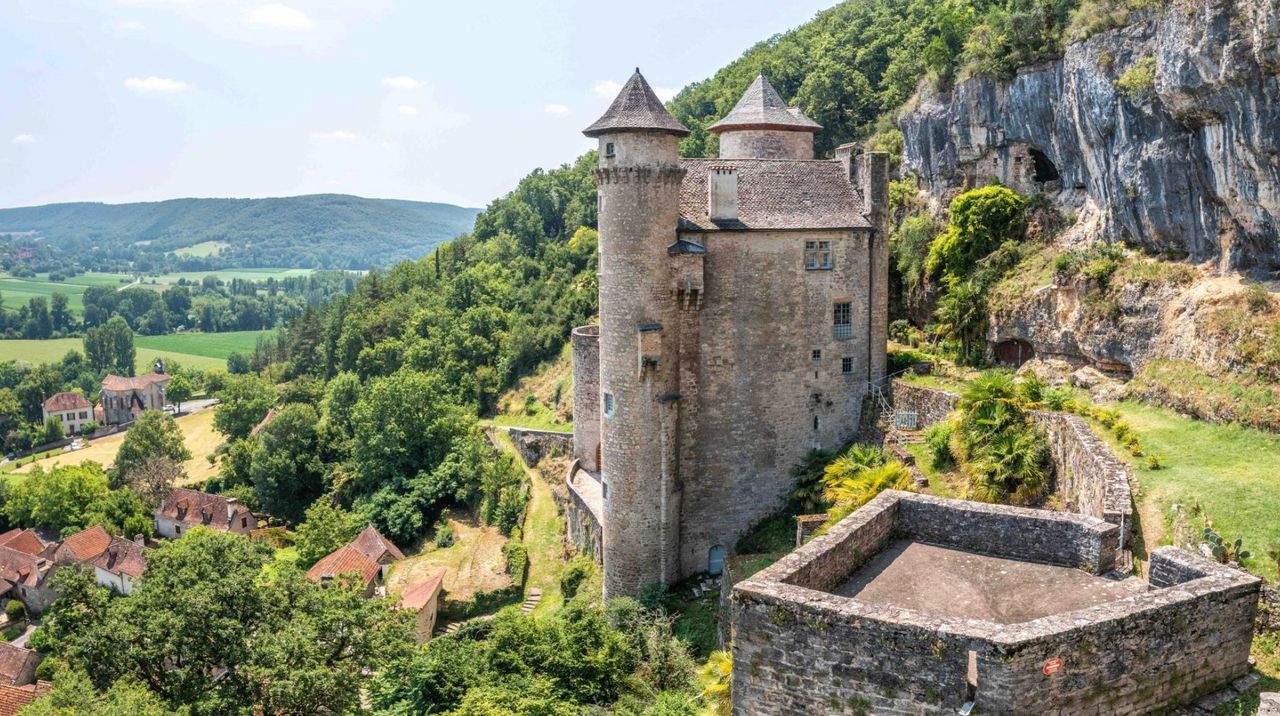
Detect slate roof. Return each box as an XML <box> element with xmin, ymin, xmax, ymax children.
<box><xmin>41</xmin><ymin>391</ymin><xmax>91</xmax><ymax>413</ymax></box>
<box><xmin>100</xmin><ymin>372</ymin><xmax>169</xmax><ymax>393</ymax></box>
<box><xmin>0</xmin><ymin>644</ymin><xmax>38</xmax><ymax>686</ymax></box>
<box><xmin>306</xmin><ymin>545</ymin><xmax>381</xmax><ymax>589</ymax></box>
<box><xmin>156</xmin><ymin>488</ymin><xmax>252</xmax><ymax>531</ymax></box>
<box><xmin>349</xmin><ymin>525</ymin><xmax>404</xmax><ymax>564</ymax></box>
<box><xmin>0</xmin><ymin>530</ymin><xmax>47</xmax><ymax>558</ymax></box>
<box><xmin>678</xmin><ymin>159</ymin><xmax>869</xmax><ymax>231</ymax></box>
<box><xmin>398</xmin><ymin>568</ymin><xmax>446</xmax><ymax>611</ymax></box>
<box><xmin>53</xmin><ymin>525</ymin><xmax>111</xmax><ymax>564</ymax></box>
<box><xmin>0</xmin><ymin>681</ymin><xmax>49</xmax><ymax>716</ymax></box>
<box><xmin>583</xmin><ymin>70</ymin><xmax>689</xmax><ymax>138</ymax></box>
<box><xmin>86</xmin><ymin>536</ymin><xmax>147</xmax><ymax>579</ymax></box>
<box><xmin>707</xmin><ymin>73</ymin><xmax>822</xmax><ymax>134</ymax></box>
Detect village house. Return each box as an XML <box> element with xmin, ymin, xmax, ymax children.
<box><xmin>40</xmin><ymin>391</ymin><xmax>93</xmax><ymax>436</ymax></box>
<box><xmin>398</xmin><ymin>568</ymin><xmax>446</xmax><ymax>643</ymax></box>
<box><xmin>306</xmin><ymin>525</ymin><xmax>403</xmax><ymax>598</ymax></box>
<box><xmin>0</xmin><ymin>682</ymin><xmax>50</xmax><ymax>716</ymax></box>
<box><xmin>99</xmin><ymin>372</ymin><xmax>170</xmax><ymax>426</ymax></box>
<box><xmin>85</xmin><ymin>535</ymin><xmax>147</xmax><ymax>595</ymax></box>
<box><xmin>0</xmin><ymin>546</ymin><xmax>55</xmax><ymax>615</ymax></box>
<box><xmin>154</xmin><ymin>488</ymin><xmax>257</xmax><ymax>539</ymax></box>
<box><xmin>0</xmin><ymin>644</ymin><xmax>40</xmax><ymax>688</ymax></box>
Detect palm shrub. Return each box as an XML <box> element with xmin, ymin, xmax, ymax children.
<box><xmin>953</xmin><ymin>371</ymin><xmax>1053</xmax><ymax>505</ymax></box>
<box><xmin>822</xmin><ymin>461</ymin><xmax>912</xmax><ymax>527</ymax></box>
<box><xmin>923</xmin><ymin>421</ymin><xmax>955</xmax><ymax>468</ymax></box>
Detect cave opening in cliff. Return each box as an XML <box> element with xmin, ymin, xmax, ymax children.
<box><xmin>1029</xmin><ymin>147</ymin><xmax>1060</xmax><ymax>183</ymax></box>
<box><xmin>995</xmin><ymin>339</ymin><xmax>1035</xmax><ymax>367</ymax></box>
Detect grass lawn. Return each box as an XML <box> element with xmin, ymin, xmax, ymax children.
<box><xmin>491</xmin><ymin>429</ymin><xmax>567</xmax><ymax>615</ymax></box>
<box><xmin>0</xmin><ymin>272</ymin><xmax>133</xmax><ymax>314</ymax></box>
<box><xmin>905</xmin><ymin>442</ymin><xmax>964</xmax><ymax>499</ymax></box>
<box><xmin>173</xmin><ymin>241</ymin><xmax>230</xmax><ymax>258</ymax></box>
<box><xmin>11</xmin><ymin>407</ymin><xmax>224</xmax><ymax>484</ymax></box>
<box><xmin>0</xmin><ymin>330</ymin><xmax>271</xmax><ymax>372</ymax></box>
<box><xmin>385</xmin><ymin>513</ymin><xmax>512</xmax><ymax>603</ymax></box>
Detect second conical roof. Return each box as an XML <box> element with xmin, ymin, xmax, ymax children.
<box><xmin>707</xmin><ymin>72</ymin><xmax>822</xmax><ymax>134</ymax></box>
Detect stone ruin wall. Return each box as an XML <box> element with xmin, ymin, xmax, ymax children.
<box><xmin>564</xmin><ymin>462</ymin><xmax>604</xmax><ymax>564</ymax></box>
<box><xmin>505</xmin><ymin>427</ymin><xmax>572</xmax><ymax>467</ymax></box>
<box><xmin>889</xmin><ymin>380</ymin><xmax>1134</xmax><ymax>543</ymax></box>
<box><xmin>731</xmin><ymin>491</ymin><xmax>1262</xmax><ymax>715</ymax></box>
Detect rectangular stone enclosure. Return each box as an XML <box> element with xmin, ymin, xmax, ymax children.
<box><xmin>731</xmin><ymin>491</ymin><xmax>1260</xmax><ymax>715</ymax></box>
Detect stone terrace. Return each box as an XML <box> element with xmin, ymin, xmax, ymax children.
<box><xmin>731</xmin><ymin>491</ymin><xmax>1260</xmax><ymax>715</ymax></box>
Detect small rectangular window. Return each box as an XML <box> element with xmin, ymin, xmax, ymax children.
<box><xmin>602</xmin><ymin>482</ymin><xmax>609</xmax><ymax>499</ymax></box>
<box><xmin>603</xmin><ymin>392</ymin><xmax>615</xmax><ymax>419</ymax></box>
<box><xmin>833</xmin><ymin>301</ymin><xmax>853</xmax><ymax>339</ymax></box>
<box><xmin>842</xmin><ymin>357</ymin><xmax>854</xmax><ymax>374</ymax></box>
<box><xmin>804</xmin><ymin>240</ymin><xmax>833</xmax><ymax>270</ymax></box>
<box><xmin>813</xmin><ymin>415</ymin><xmax>820</xmax><ymax>431</ymax></box>
<box><xmin>605</xmin><ymin>142</ymin><xmax>616</xmax><ymax>158</ymax></box>
<box><xmin>811</xmin><ymin>349</ymin><xmax>821</xmax><ymax>361</ymax></box>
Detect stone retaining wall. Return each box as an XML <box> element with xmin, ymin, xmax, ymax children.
<box><xmin>890</xmin><ymin>379</ymin><xmax>1135</xmax><ymax>543</ymax></box>
<box><xmin>506</xmin><ymin>427</ymin><xmax>573</xmax><ymax>467</ymax></box>
<box><xmin>564</xmin><ymin>460</ymin><xmax>603</xmax><ymax>563</ymax></box>
<box><xmin>731</xmin><ymin>491</ymin><xmax>1262</xmax><ymax>715</ymax></box>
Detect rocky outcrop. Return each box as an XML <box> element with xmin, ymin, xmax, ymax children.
<box><xmin>901</xmin><ymin>0</ymin><xmax>1280</xmax><ymax>271</ymax></box>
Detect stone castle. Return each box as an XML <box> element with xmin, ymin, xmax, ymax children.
<box><xmin>568</xmin><ymin>69</ymin><xmax>890</xmax><ymax>597</ymax></box>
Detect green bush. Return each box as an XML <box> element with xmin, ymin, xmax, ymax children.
<box><xmin>5</xmin><ymin>600</ymin><xmax>25</xmax><ymax>621</ymax></box>
<box><xmin>1117</xmin><ymin>56</ymin><xmax>1156</xmax><ymax>102</ymax></box>
<box><xmin>926</xmin><ymin>186</ymin><xmax>1028</xmax><ymax>287</ymax></box>
<box><xmin>501</xmin><ymin>541</ymin><xmax>528</xmax><ymax>586</ymax></box>
<box><xmin>923</xmin><ymin>422</ymin><xmax>955</xmax><ymax>469</ymax></box>
<box><xmin>889</xmin><ymin>319</ymin><xmax>913</xmax><ymax>344</ymax></box>
<box><xmin>434</xmin><ymin>521</ymin><xmax>455</xmax><ymax>549</ymax></box>
<box><xmin>1244</xmin><ymin>281</ymin><xmax>1273</xmax><ymax>314</ymax></box>
<box><xmin>560</xmin><ymin>556</ymin><xmax>594</xmax><ymax>600</ymax></box>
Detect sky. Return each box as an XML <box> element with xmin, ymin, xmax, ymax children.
<box><xmin>1</xmin><ymin>0</ymin><xmax>835</xmax><ymax>210</ymax></box>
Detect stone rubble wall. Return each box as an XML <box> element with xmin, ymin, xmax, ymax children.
<box><xmin>731</xmin><ymin>491</ymin><xmax>1262</xmax><ymax>715</ymax></box>
<box><xmin>563</xmin><ymin>461</ymin><xmax>603</xmax><ymax>564</ymax></box>
<box><xmin>890</xmin><ymin>380</ymin><xmax>1135</xmax><ymax>546</ymax></box>
<box><xmin>505</xmin><ymin>427</ymin><xmax>573</xmax><ymax>468</ymax></box>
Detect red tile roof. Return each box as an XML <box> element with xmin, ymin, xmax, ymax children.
<box><xmin>52</xmin><ymin>525</ymin><xmax>110</xmax><ymax>564</ymax></box>
<box><xmin>156</xmin><ymin>488</ymin><xmax>251</xmax><ymax>531</ymax></box>
<box><xmin>0</xmin><ymin>644</ymin><xmax>38</xmax><ymax>686</ymax></box>
<box><xmin>0</xmin><ymin>548</ymin><xmax>48</xmax><ymax>588</ymax></box>
<box><xmin>86</xmin><ymin>536</ymin><xmax>147</xmax><ymax>579</ymax></box>
<box><xmin>350</xmin><ymin>525</ymin><xmax>404</xmax><ymax>563</ymax></box>
<box><xmin>306</xmin><ymin>545</ymin><xmax>381</xmax><ymax>589</ymax></box>
<box><xmin>0</xmin><ymin>681</ymin><xmax>50</xmax><ymax>716</ymax></box>
<box><xmin>0</xmin><ymin>530</ymin><xmax>47</xmax><ymax>558</ymax></box>
<box><xmin>41</xmin><ymin>391</ymin><xmax>91</xmax><ymax>413</ymax></box>
<box><xmin>100</xmin><ymin>372</ymin><xmax>169</xmax><ymax>393</ymax></box>
<box><xmin>398</xmin><ymin>568</ymin><xmax>446</xmax><ymax>611</ymax></box>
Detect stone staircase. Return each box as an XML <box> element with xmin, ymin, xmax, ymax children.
<box><xmin>521</xmin><ymin>587</ymin><xmax>542</xmax><ymax>614</ymax></box>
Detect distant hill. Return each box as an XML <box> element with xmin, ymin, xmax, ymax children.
<box><xmin>0</xmin><ymin>194</ymin><xmax>481</xmax><ymax>269</ymax></box>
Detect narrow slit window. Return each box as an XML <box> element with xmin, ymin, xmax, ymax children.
<box><xmin>833</xmin><ymin>301</ymin><xmax>853</xmax><ymax>339</ymax></box>
<box><xmin>813</xmin><ymin>415</ymin><xmax>820</xmax><ymax>431</ymax></box>
<box><xmin>804</xmin><ymin>240</ymin><xmax>833</xmax><ymax>270</ymax></box>
<box><xmin>603</xmin><ymin>392</ymin><xmax>615</xmax><ymax>419</ymax></box>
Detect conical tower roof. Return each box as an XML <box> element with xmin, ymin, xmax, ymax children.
<box><xmin>583</xmin><ymin>69</ymin><xmax>689</xmax><ymax>138</ymax></box>
<box><xmin>707</xmin><ymin>72</ymin><xmax>822</xmax><ymax>134</ymax></box>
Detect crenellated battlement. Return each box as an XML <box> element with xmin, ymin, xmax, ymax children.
<box><xmin>592</xmin><ymin>165</ymin><xmax>687</xmax><ymax>187</ymax></box>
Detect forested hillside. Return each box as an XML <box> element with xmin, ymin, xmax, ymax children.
<box><xmin>0</xmin><ymin>194</ymin><xmax>480</xmax><ymax>271</ymax></box>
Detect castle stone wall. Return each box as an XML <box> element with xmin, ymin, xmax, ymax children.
<box><xmin>717</xmin><ymin>129</ymin><xmax>813</xmax><ymax>160</ymax></box>
<box><xmin>505</xmin><ymin>427</ymin><xmax>572</xmax><ymax>468</ymax></box>
<box><xmin>731</xmin><ymin>492</ymin><xmax>1261</xmax><ymax>715</ymax></box>
<box><xmin>571</xmin><ymin>325</ymin><xmax>600</xmax><ymax>470</ymax></box>
<box><xmin>564</xmin><ymin>461</ymin><xmax>604</xmax><ymax>564</ymax></box>
<box><xmin>676</xmin><ymin>227</ymin><xmax>873</xmax><ymax>580</ymax></box>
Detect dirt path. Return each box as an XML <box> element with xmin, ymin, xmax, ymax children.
<box><xmin>386</xmin><ymin>514</ymin><xmax>511</xmax><ymax>601</ymax></box>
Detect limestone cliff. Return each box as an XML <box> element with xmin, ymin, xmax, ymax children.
<box><xmin>900</xmin><ymin>0</ymin><xmax>1280</xmax><ymax>272</ymax></box>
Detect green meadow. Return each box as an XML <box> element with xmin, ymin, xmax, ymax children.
<box><xmin>0</xmin><ymin>272</ymin><xmax>133</xmax><ymax>314</ymax></box>
<box><xmin>0</xmin><ymin>330</ymin><xmax>272</xmax><ymax>373</ymax></box>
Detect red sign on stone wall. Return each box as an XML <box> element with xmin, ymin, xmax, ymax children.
<box><xmin>1043</xmin><ymin>657</ymin><xmax>1065</xmax><ymax>676</ymax></box>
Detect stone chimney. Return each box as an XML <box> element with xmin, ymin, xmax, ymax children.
<box><xmin>708</xmin><ymin>165</ymin><xmax>738</xmax><ymax>222</ymax></box>
<box><xmin>835</xmin><ymin>143</ymin><xmax>858</xmax><ymax>183</ymax></box>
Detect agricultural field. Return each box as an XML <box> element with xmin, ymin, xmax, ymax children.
<box><xmin>0</xmin><ymin>329</ymin><xmax>272</xmax><ymax>371</ymax></box>
<box><xmin>0</xmin><ymin>272</ymin><xmax>133</xmax><ymax>313</ymax></box>
<box><xmin>8</xmin><ymin>407</ymin><xmax>223</xmax><ymax>484</ymax></box>
<box><xmin>172</xmin><ymin>240</ymin><xmax>230</xmax><ymax>257</ymax></box>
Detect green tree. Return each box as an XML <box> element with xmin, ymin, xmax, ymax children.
<box><xmin>19</xmin><ymin>668</ymin><xmax>179</xmax><ymax>716</ymax></box>
<box><xmin>294</xmin><ymin>499</ymin><xmax>363</xmax><ymax>567</ymax></box>
<box><xmin>84</xmin><ymin>316</ymin><xmax>136</xmax><ymax>376</ymax></box>
<box><xmin>166</xmin><ymin>374</ymin><xmax>193</xmax><ymax>414</ymax></box>
<box><xmin>926</xmin><ymin>185</ymin><xmax>1027</xmax><ymax>286</ymax></box>
<box><xmin>248</xmin><ymin>404</ymin><xmax>325</xmax><ymax>522</ymax></box>
<box><xmin>4</xmin><ymin>462</ymin><xmax>110</xmax><ymax>535</ymax></box>
<box><xmin>934</xmin><ymin>279</ymin><xmax>988</xmax><ymax>365</ymax></box>
<box><xmin>226</xmin><ymin>352</ymin><xmax>251</xmax><ymax>375</ymax></box>
<box><xmin>112</xmin><ymin>410</ymin><xmax>191</xmax><ymax>489</ymax></box>
<box><xmin>50</xmin><ymin>292</ymin><xmax>73</xmax><ymax>334</ymax></box>
<box><xmin>41</xmin><ymin>415</ymin><xmax>65</xmax><ymax>445</ymax></box>
<box><xmin>213</xmin><ymin>374</ymin><xmax>275</xmax><ymax>440</ymax></box>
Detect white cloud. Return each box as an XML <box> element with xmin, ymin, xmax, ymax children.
<box><xmin>124</xmin><ymin>76</ymin><xmax>190</xmax><ymax>93</ymax></box>
<box><xmin>593</xmin><ymin>80</ymin><xmax>622</xmax><ymax>99</ymax></box>
<box><xmin>311</xmin><ymin>130</ymin><xmax>360</xmax><ymax>141</ymax></box>
<box><xmin>397</xmin><ymin>105</ymin><xmax>419</xmax><ymax>116</ymax></box>
<box><xmin>594</xmin><ymin>79</ymin><xmax>676</xmax><ymax>103</ymax></box>
<box><xmin>544</xmin><ymin>103</ymin><xmax>569</xmax><ymax>116</ymax></box>
<box><xmin>381</xmin><ymin>76</ymin><xmax>420</xmax><ymax>90</ymax></box>
<box><xmin>243</xmin><ymin>3</ymin><xmax>313</xmax><ymax>30</ymax></box>
<box><xmin>11</xmin><ymin>134</ymin><xmax>36</xmax><ymax>145</ymax></box>
<box><xmin>117</xmin><ymin>19</ymin><xmax>146</xmax><ymax>31</ymax></box>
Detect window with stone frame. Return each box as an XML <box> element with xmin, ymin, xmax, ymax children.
<box><xmin>804</xmin><ymin>240</ymin><xmax>833</xmax><ymax>270</ymax></box>
<box><xmin>842</xmin><ymin>357</ymin><xmax>854</xmax><ymax>374</ymax></box>
<box><xmin>605</xmin><ymin>142</ymin><xmax>616</xmax><ymax>158</ymax></box>
<box><xmin>603</xmin><ymin>392</ymin><xmax>615</xmax><ymax>419</ymax></box>
<box><xmin>833</xmin><ymin>301</ymin><xmax>853</xmax><ymax>339</ymax></box>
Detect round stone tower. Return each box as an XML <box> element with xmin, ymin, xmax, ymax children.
<box><xmin>583</xmin><ymin>70</ymin><xmax>690</xmax><ymax>599</ymax></box>
<box><xmin>708</xmin><ymin>71</ymin><xmax>821</xmax><ymax>160</ymax></box>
